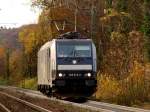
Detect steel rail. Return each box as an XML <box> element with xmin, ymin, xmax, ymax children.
<box><xmin>0</xmin><ymin>102</ymin><xmax>11</xmax><ymax>112</ymax></box>
<box><xmin>0</xmin><ymin>91</ymin><xmax>52</xmax><ymax>112</ymax></box>
<box><xmin>0</xmin><ymin>86</ymin><xmax>150</xmax><ymax>112</ymax></box>
<box><xmin>84</xmin><ymin>100</ymin><xmax>150</xmax><ymax>112</ymax></box>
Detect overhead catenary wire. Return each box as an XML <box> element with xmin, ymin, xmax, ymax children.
<box><xmin>46</xmin><ymin>0</ymin><xmax>93</xmax><ymax>33</ymax></box>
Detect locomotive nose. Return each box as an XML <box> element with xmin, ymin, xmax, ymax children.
<box><xmin>57</xmin><ymin>57</ymin><xmax>93</xmax><ymax>71</ymax></box>
<box><xmin>57</xmin><ymin>64</ymin><xmax>92</xmax><ymax>71</ymax></box>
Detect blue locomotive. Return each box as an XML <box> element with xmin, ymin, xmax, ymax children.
<box><xmin>38</xmin><ymin>32</ymin><xmax>97</xmax><ymax>96</ymax></box>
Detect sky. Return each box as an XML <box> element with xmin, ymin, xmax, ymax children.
<box><xmin>0</xmin><ymin>0</ymin><xmax>41</xmax><ymax>28</ymax></box>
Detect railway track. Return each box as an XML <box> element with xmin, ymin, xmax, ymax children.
<box><xmin>0</xmin><ymin>102</ymin><xmax>11</xmax><ymax>112</ymax></box>
<box><xmin>84</xmin><ymin>101</ymin><xmax>150</xmax><ymax>112</ymax></box>
<box><xmin>0</xmin><ymin>86</ymin><xmax>150</xmax><ymax>112</ymax></box>
<box><xmin>0</xmin><ymin>91</ymin><xmax>52</xmax><ymax>112</ymax></box>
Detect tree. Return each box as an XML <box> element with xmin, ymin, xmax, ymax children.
<box><xmin>28</xmin><ymin>0</ymin><xmax>145</xmax><ymax>79</ymax></box>
<box><xmin>9</xmin><ymin>50</ymin><xmax>23</xmax><ymax>85</ymax></box>
<box><xmin>116</xmin><ymin>0</ymin><xmax>128</xmax><ymax>12</ymax></box>
<box><xmin>0</xmin><ymin>47</ymin><xmax>5</xmax><ymax>77</ymax></box>
<box><xmin>5</xmin><ymin>48</ymin><xmax>10</xmax><ymax>81</ymax></box>
<box><xmin>19</xmin><ymin>24</ymin><xmax>39</xmax><ymax>77</ymax></box>
<box><xmin>106</xmin><ymin>0</ymin><xmax>113</xmax><ymax>8</ymax></box>
<box><xmin>128</xmin><ymin>0</ymin><xmax>144</xmax><ymax>30</ymax></box>
<box><xmin>142</xmin><ymin>0</ymin><xmax>150</xmax><ymax>61</ymax></box>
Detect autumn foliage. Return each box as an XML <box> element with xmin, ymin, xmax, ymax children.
<box><xmin>0</xmin><ymin>0</ymin><xmax>149</xmax><ymax>106</ymax></box>
<box><xmin>17</xmin><ymin>0</ymin><xmax>150</xmax><ymax>106</ymax></box>
<box><xmin>96</xmin><ymin>62</ymin><xmax>150</xmax><ymax>105</ymax></box>
<box><xmin>0</xmin><ymin>46</ymin><xmax>5</xmax><ymax>77</ymax></box>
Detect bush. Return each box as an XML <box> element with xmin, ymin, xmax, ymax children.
<box><xmin>96</xmin><ymin>74</ymin><xmax>121</xmax><ymax>103</ymax></box>
<box><xmin>96</xmin><ymin>62</ymin><xmax>150</xmax><ymax>106</ymax></box>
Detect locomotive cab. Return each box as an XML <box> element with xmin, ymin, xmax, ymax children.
<box><xmin>55</xmin><ymin>39</ymin><xmax>97</xmax><ymax>90</ymax></box>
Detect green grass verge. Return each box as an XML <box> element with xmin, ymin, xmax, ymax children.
<box><xmin>0</xmin><ymin>77</ymin><xmax>8</xmax><ymax>85</ymax></box>
<box><xmin>18</xmin><ymin>77</ymin><xmax>37</xmax><ymax>90</ymax></box>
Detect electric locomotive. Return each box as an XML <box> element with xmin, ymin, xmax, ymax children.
<box><xmin>38</xmin><ymin>32</ymin><xmax>97</xmax><ymax>96</ymax></box>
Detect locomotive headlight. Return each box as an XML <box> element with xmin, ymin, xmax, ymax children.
<box><xmin>72</xmin><ymin>60</ymin><xmax>77</xmax><ymax>64</ymax></box>
<box><xmin>58</xmin><ymin>73</ymin><xmax>63</xmax><ymax>77</ymax></box>
<box><xmin>58</xmin><ymin>73</ymin><xmax>66</xmax><ymax>77</ymax></box>
<box><xmin>87</xmin><ymin>73</ymin><xmax>91</xmax><ymax>77</ymax></box>
<box><xmin>85</xmin><ymin>73</ymin><xmax>92</xmax><ymax>77</ymax></box>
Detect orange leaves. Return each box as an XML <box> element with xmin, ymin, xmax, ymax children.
<box><xmin>0</xmin><ymin>46</ymin><xmax>5</xmax><ymax>76</ymax></box>
<box><xmin>0</xmin><ymin>47</ymin><xmax>5</xmax><ymax>59</ymax></box>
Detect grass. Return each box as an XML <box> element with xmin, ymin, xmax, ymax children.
<box><xmin>0</xmin><ymin>77</ymin><xmax>8</xmax><ymax>85</ymax></box>
<box><xmin>18</xmin><ymin>77</ymin><xmax>37</xmax><ymax>90</ymax></box>
<box><xmin>0</xmin><ymin>76</ymin><xmax>37</xmax><ymax>90</ymax></box>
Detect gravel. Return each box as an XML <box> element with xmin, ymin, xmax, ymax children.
<box><xmin>0</xmin><ymin>88</ymin><xmax>99</xmax><ymax>112</ymax></box>
<box><xmin>0</xmin><ymin>94</ymin><xmax>37</xmax><ymax>112</ymax></box>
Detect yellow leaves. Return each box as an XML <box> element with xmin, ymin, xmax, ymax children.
<box><xmin>9</xmin><ymin>50</ymin><xmax>22</xmax><ymax>73</ymax></box>
<box><xmin>108</xmin><ymin>9</ymin><xmax>119</xmax><ymax>17</ymax></box>
<box><xmin>127</xmin><ymin>61</ymin><xmax>144</xmax><ymax>81</ymax></box>
<box><xmin>102</xmin><ymin>30</ymin><xmax>144</xmax><ymax>79</ymax></box>
<box><xmin>19</xmin><ymin>78</ymin><xmax>37</xmax><ymax>90</ymax></box>
<box><xmin>96</xmin><ymin>74</ymin><xmax>121</xmax><ymax>102</ymax></box>
<box><xmin>100</xmin><ymin>9</ymin><xmax>130</xmax><ymax>24</ymax></box>
<box><xmin>110</xmin><ymin>31</ymin><xmax>126</xmax><ymax>41</ymax></box>
<box><xmin>96</xmin><ymin>62</ymin><xmax>149</xmax><ymax>105</ymax></box>
<box><xmin>19</xmin><ymin>24</ymin><xmax>39</xmax><ymax>54</ymax></box>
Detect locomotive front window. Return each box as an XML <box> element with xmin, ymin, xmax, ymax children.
<box><xmin>57</xmin><ymin>42</ymin><xmax>92</xmax><ymax>57</ymax></box>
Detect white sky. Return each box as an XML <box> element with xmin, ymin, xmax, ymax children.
<box><xmin>0</xmin><ymin>0</ymin><xmax>41</xmax><ymax>28</ymax></box>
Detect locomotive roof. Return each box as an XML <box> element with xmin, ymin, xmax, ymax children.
<box><xmin>57</xmin><ymin>32</ymin><xmax>88</xmax><ymax>39</ymax></box>
<box><xmin>39</xmin><ymin>32</ymin><xmax>91</xmax><ymax>52</ymax></box>
<box><xmin>39</xmin><ymin>41</ymin><xmax>51</xmax><ymax>51</ymax></box>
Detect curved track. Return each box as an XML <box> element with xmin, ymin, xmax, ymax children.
<box><xmin>84</xmin><ymin>100</ymin><xmax>150</xmax><ymax>112</ymax></box>
<box><xmin>0</xmin><ymin>86</ymin><xmax>150</xmax><ymax>112</ymax></box>
<box><xmin>0</xmin><ymin>102</ymin><xmax>11</xmax><ymax>112</ymax></box>
<box><xmin>0</xmin><ymin>91</ymin><xmax>52</xmax><ymax>112</ymax></box>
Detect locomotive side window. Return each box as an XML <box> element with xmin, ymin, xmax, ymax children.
<box><xmin>47</xmin><ymin>48</ymin><xmax>51</xmax><ymax>81</ymax></box>
<box><xmin>48</xmin><ymin>48</ymin><xmax>50</xmax><ymax>57</ymax></box>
